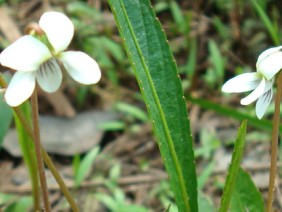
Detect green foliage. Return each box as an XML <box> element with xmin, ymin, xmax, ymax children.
<box><xmin>81</xmin><ymin>35</ymin><xmax>125</xmax><ymax>86</ymax></box>
<box><xmin>98</xmin><ymin>120</ymin><xmax>126</xmax><ymax>131</ymax></box>
<box><xmin>169</xmin><ymin>1</ymin><xmax>189</xmax><ymax>34</ymax></box>
<box><xmin>99</xmin><ymin>102</ymin><xmax>149</xmax><ymax>132</ymax></box>
<box><xmin>13</xmin><ymin>102</ymin><xmax>39</xmax><ymax>210</ymax></box>
<box><xmin>67</xmin><ymin>1</ymin><xmax>102</xmax><ymax>19</ymax></box>
<box><xmin>198</xmin><ymin>161</ymin><xmax>216</xmax><ymax>190</ymax></box>
<box><xmin>68</xmin><ymin>1</ymin><xmax>127</xmax><ymax>86</ymax></box>
<box><xmin>219</xmin><ymin>121</ymin><xmax>247</xmax><ymax>212</ymax></box>
<box><xmin>67</xmin><ymin>1</ymin><xmax>128</xmax><ymax>107</ymax></box>
<box><xmin>4</xmin><ymin>196</ymin><xmax>33</xmax><ymax>212</ymax></box>
<box><xmin>108</xmin><ymin>0</ymin><xmax>198</xmax><ymax>211</ymax></box>
<box><xmin>185</xmin><ymin>38</ymin><xmax>197</xmax><ymax>78</ymax></box>
<box><xmin>251</xmin><ymin>0</ymin><xmax>280</xmax><ymax>45</ymax></box>
<box><xmin>204</xmin><ymin>40</ymin><xmax>226</xmax><ymax>87</ymax></box>
<box><xmin>198</xmin><ymin>192</ymin><xmax>215</xmax><ymax>212</ymax></box>
<box><xmin>96</xmin><ymin>164</ymin><xmax>150</xmax><ymax>212</ymax></box>
<box><xmin>14</xmin><ymin>102</ymin><xmax>35</xmax><ymax>170</ymax></box>
<box><xmin>230</xmin><ymin>168</ymin><xmax>264</xmax><ymax>212</ymax></box>
<box><xmin>188</xmin><ymin>95</ymin><xmax>281</xmax><ymax>133</ymax></box>
<box><xmin>76</xmin><ymin>86</ymin><xmax>90</xmax><ymax>108</ymax></box>
<box><xmin>195</xmin><ymin>129</ymin><xmax>220</xmax><ymax>159</ymax></box>
<box><xmin>0</xmin><ymin>193</ymin><xmax>32</xmax><ymax>212</ymax></box>
<box><xmin>212</xmin><ymin>17</ymin><xmax>232</xmax><ymax>41</ymax></box>
<box><xmin>0</xmin><ymin>0</ymin><xmax>276</xmax><ymax>211</ymax></box>
<box><xmin>149</xmin><ymin>180</ymin><xmax>178</xmax><ymax>212</ymax></box>
<box><xmin>73</xmin><ymin>146</ymin><xmax>100</xmax><ymax>187</ymax></box>
<box><xmin>0</xmin><ymin>94</ymin><xmax>12</xmax><ymax>148</ymax></box>
<box><xmin>115</xmin><ymin>102</ymin><xmax>149</xmax><ymax>122</ymax></box>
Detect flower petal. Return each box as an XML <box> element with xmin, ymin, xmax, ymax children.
<box><xmin>59</xmin><ymin>51</ymin><xmax>101</xmax><ymax>84</ymax></box>
<box><xmin>36</xmin><ymin>59</ymin><xmax>62</xmax><ymax>93</ymax></box>
<box><xmin>256</xmin><ymin>46</ymin><xmax>282</xmax><ymax>80</ymax></box>
<box><xmin>0</xmin><ymin>35</ymin><xmax>51</xmax><ymax>72</ymax></box>
<box><xmin>256</xmin><ymin>88</ymin><xmax>273</xmax><ymax>119</ymax></box>
<box><xmin>5</xmin><ymin>72</ymin><xmax>36</xmax><ymax>107</ymax></box>
<box><xmin>240</xmin><ymin>77</ymin><xmax>266</xmax><ymax>105</ymax></box>
<box><xmin>39</xmin><ymin>12</ymin><xmax>74</xmax><ymax>54</ymax></box>
<box><xmin>222</xmin><ymin>73</ymin><xmax>261</xmax><ymax>93</ymax></box>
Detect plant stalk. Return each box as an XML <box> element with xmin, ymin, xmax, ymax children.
<box><xmin>267</xmin><ymin>71</ymin><xmax>282</xmax><ymax>211</ymax></box>
<box><xmin>14</xmin><ymin>106</ymin><xmax>79</xmax><ymax>211</ymax></box>
<box><xmin>31</xmin><ymin>86</ymin><xmax>51</xmax><ymax>212</ymax></box>
<box><xmin>1</xmin><ymin>75</ymin><xmax>40</xmax><ymax>210</ymax></box>
<box><xmin>14</xmin><ymin>108</ymin><xmax>40</xmax><ymax>211</ymax></box>
<box><xmin>0</xmin><ymin>73</ymin><xmax>79</xmax><ymax>211</ymax></box>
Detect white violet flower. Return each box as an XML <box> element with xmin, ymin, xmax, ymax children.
<box><xmin>222</xmin><ymin>46</ymin><xmax>282</xmax><ymax>119</ymax></box>
<box><xmin>0</xmin><ymin>11</ymin><xmax>101</xmax><ymax>107</ymax></box>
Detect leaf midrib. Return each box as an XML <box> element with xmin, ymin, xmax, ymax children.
<box><xmin>118</xmin><ymin>1</ymin><xmax>190</xmax><ymax>211</ymax></box>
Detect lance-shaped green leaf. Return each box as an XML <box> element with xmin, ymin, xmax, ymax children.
<box><xmin>219</xmin><ymin>120</ymin><xmax>247</xmax><ymax>212</ymax></box>
<box><xmin>230</xmin><ymin>168</ymin><xmax>264</xmax><ymax>212</ymax></box>
<box><xmin>107</xmin><ymin>0</ymin><xmax>198</xmax><ymax>211</ymax></box>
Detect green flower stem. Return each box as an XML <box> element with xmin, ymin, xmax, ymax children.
<box><xmin>13</xmin><ymin>106</ymin><xmax>79</xmax><ymax>212</ymax></box>
<box><xmin>267</xmin><ymin>71</ymin><xmax>282</xmax><ymax>212</ymax></box>
<box><xmin>31</xmin><ymin>87</ymin><xmax>51</xmax><ymax>212</ymax></box>
<box><xmin>0</xmin><ymin>73</ymin><xmax>79</xmax><ymax>211</ymax></box>
<box><xmin>14</xmin><ymin>108</ymin><xmax>40</xmax><ymax>211</ymax></box>
<box><xmin>1</xmin><ymin>76</ymin><xmax>40</xmax><ymax>211</ymax></box>
<box><xmin>42</xmin><ymin>149</ymin><xmax>80</xmax><ymax>211</ymax></box>
<box><xmin>14</xmin><ymin>106</ymin><xmax>79</xmax><ymax>212</ymax></box>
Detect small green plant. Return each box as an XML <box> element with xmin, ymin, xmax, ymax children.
<box><xmin>73</xmin><ymin>146</ymin><xmax>100</xmax><ymax>188</ymax></box>
<box><xmin>204</xmin><ymin>40</ymin><xmax>226</xmax><ymax>87</ymax></box>
<box><xmin>1</xmin><ymin>0</ymin><xmax>282</xmax><ymax>211</ymax></box>
<box><xmin>95</xmin><ymin>164</ymin><xmax>150</xmax><ymax>212</ymax></box>
<box><xmin>0</xmin><ymin>193</ymin><xmax>33</xmax><ymax>212</ymax></box>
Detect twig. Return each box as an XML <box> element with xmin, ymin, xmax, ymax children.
<box><xmin>31</xmin><ymin>87</ymin><xmax>51</xmax><ymax>212</ymax></box>
<box><xmin>1</xmin><ymin>173</ymin><xmax>168</xmax><ymax>193</ymax></box>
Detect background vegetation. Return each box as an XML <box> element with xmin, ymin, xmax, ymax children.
<box><xmin>0</xmin><ymin>0</ymin><xmax>281</xmax><ymax>211</ymax></box>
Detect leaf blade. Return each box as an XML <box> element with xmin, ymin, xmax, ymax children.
<box><xmin>75</xmin><ymin>146</ymin><xmax>100</xmax><ymax>187</ymax></box>
<box><xmin>0</xmin><ymin>94</ymin><xmax>13</xmax><ymax>147</ymax></box>
<box><xmin>108</xmin><ymin>0</ymin><xmax>198</xmax><ymax>211</ymax></box>
<box><xmin>188</xmin><ymin>95</ymin><xmax>279</xmax><ymax>133</ymax></box>
<box><xmin>230</xmin><ymin>168</ymin><xmax>264</xmax><ymax>212</ymax></box>
<box><xmin>219</xmin><ymin>120</ymin><xmax>247</xmax><ymax>212</ymax></box>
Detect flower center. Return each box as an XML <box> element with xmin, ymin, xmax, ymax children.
<box><xmin>38</xmin><ymin>58</ymin><xmax>59</xmax><ymax>78</ymax></box>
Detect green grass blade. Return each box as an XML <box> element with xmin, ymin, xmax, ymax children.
<box><xmin>75</xmin><ymin>146</ymin><xmax>100</xmax><ymax>187</ymax></box>
<box><xmin>219</xmin><ymin>120</ymin><xmax>247</xmax><ymax>212</ymax></box>
<box><xmin>208</xmin><ymin>40</ymin><xmax>225</xmax><ymax>82</ymax></box>
<box><xmin>186</xmin><ymin>38</ymin><xmax>197</xmax><ymax>78</ymax></box>
<box><xmin>251</xmin><ymin>0</ymin><xmax>280</xmax><ymax>45</ymax></box>
<box><xmin>14</xmin><ymin>102</ymin><xmax>39</xmax><ymax>210</ymax></box>
<box><xmin>108</xmin><ymin>0</ymin><xmax>198</xmax><ymax>211</ymax></box>
<box><xmin>198</xmin><ymin>161</ymin><xmax>216</xmax><ymax>190</ymax></box>
<box><xmin>115</xmin><ymin>102</ymin><xmax>149</xmax><ymax>122</ymax></box>
<box><xmin>188</xmin><ymin>95</ymin><xmax>281</xmax><ymax>133</ymax></box>
<box><xmin>169</xmin><ymin>1</ymin><xmax>188</xmax><ymax>34</ymax></box>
